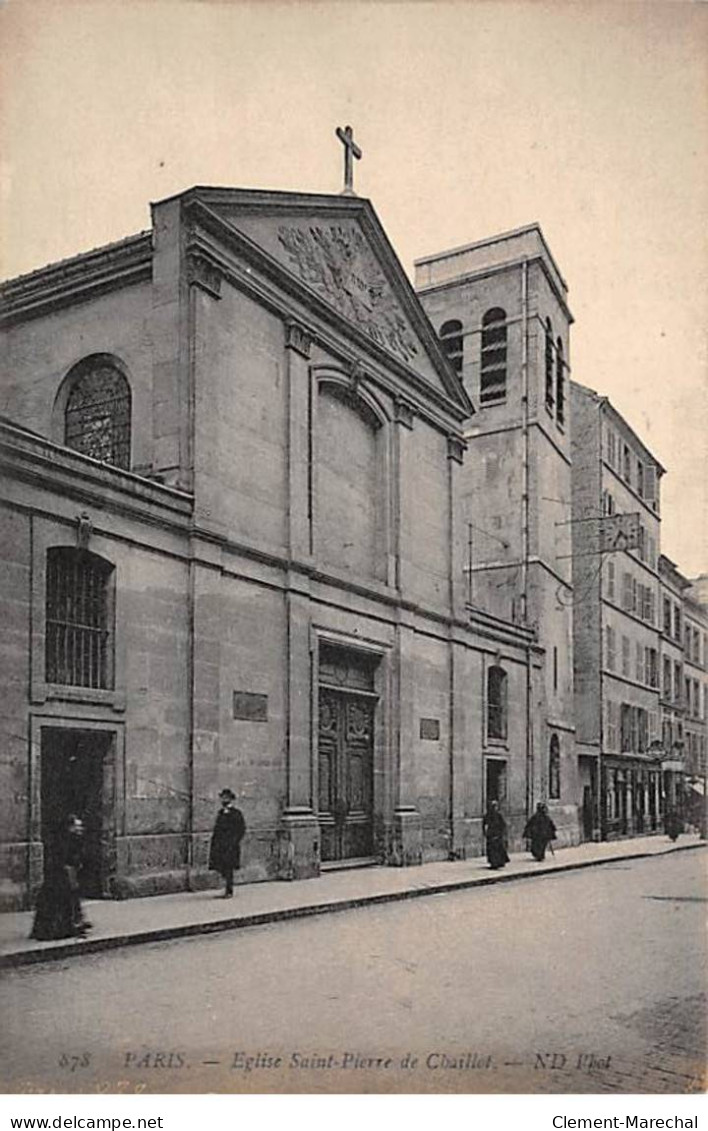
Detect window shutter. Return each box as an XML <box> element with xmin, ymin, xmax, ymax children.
<box><xmin>644</xmin><ymin>465</ymin><xmax>656</xmax><ymax>508</ymax></box>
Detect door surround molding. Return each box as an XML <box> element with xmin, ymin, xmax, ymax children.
<box><xmin>28</xmin><ymin>715</ymin><xmax>124</xmax><ymax>896</ymax></box>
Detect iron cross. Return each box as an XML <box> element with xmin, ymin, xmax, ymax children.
<box><xmin>336</xmin><ymin>125</ymin><xmax>362</xmax><ymax>195</ymax></box>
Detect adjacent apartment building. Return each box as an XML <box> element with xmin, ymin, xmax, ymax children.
<box><xmin>658</xmin><ymin>555</ymin><xmax>690</xmax><ymax>815</ymax></box>
<box><xmin>683</xmin><ymin>582</ymin><xmax>708</xmax><ymax>825</ymax></box>
<box><xmin>571</xmin><ymin>383</ymin><xmax>664</xmax><ymax>838</ymax></box>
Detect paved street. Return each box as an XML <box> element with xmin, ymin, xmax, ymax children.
<box><xmin>1</xmin><ymin>851</ymin><xmax>705</xmax><ymax>1094</ymax></box>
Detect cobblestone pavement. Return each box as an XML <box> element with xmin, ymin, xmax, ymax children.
<box><xmin>1</xmin><ymin>851</ymin><xmax>705</xmax><ymax>1094</ymax></box>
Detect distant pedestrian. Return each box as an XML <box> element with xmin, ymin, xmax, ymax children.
<box><xmin>482</xmin><ymin>800</ymin><xmax>509</xmax><ymax>870</ymax></box>
<box><xmin>664</xmin><ymin>810</ymin><xmax>683</xmax><ymax>842</ymax></box>
<box><xmin>209</xmin><ymin>789</ymin><xmax>246</xmax><ymax>898</ymax></box>
<box><xmin>523</xmin><ymin>802</ymin><xmax>557</xmax><ymax>862</ymax></box>
<box><xmin>31</xmin><ymin>815</ymin><xmax>92</xmax><ymax>940</ymax></box>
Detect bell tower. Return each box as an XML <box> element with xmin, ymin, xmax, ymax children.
<box><xmin>415</xmin><ymin>225</ymin><xmax>578</xmax><ymax>838</ymax></box>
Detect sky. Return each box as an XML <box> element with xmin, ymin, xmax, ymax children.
<box><xmin>1</xmin><ymin>0</ymin><xmax>706</xmax><ymax>575</ymax></box>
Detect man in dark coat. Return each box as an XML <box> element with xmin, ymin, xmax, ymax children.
<box><xmin>482</xmin><ymin>800</ymin><xmax>509</xmax><ymax>869</ymax></box>
<box><xmin>209</xmin><ymin>789</ymin><xmax>246</xmax><ymax>897</ymax></box>
<box><xmin>523</xmin><ymin>802</ymin><xmax>557</xmax><ymax>861</ymax></box>
<box><xmin>31</xmin><ymin>815</ymin><xmax>92</xmax><ymax>940</ymax></box>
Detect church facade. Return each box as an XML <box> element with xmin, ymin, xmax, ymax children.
<box><xmin>0</xmin><ymin>188</ymin><xmax>550</xmax><ymax>910</ymax></box>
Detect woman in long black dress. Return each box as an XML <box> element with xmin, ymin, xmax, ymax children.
<box><xmin>31</xmin><ymin>815</ymin><xmax>91</xmax><ymax>940</ymax></box>
<box><xmin>482</xmin><ymin>800</ymin><xmax>510</xmax><ymax>869</ymax></box>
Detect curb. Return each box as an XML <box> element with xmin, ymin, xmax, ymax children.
<box><xmin>2</xmin><ymin>840</ymin><xmax>704</xmax><ymax>971</ymax></box>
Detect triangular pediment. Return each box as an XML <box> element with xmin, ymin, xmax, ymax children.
<box><xmin>186</xmin><ymin>189</ymin><xmax>471</xmax><ymax>413</ymax></box>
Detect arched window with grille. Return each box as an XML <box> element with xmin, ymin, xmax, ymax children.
<box><xmin>487</xmin><ymin>664</ymin><xmax>508</xmax><ymax>740</ymax></box>
<box><xmin>439</xmin><ymin>320</ymin><xmax>464</xmax><ymax>375</ymax></box>
<box><xmin>45</xmin><ymin>548</ymin><xmax>115</xmax><ymax>689</ymax></box>
<box><xmin>545</xmin><ymin>319</ymin><xmax>554</xmax><ymax>410</ymax></box>
<box><xmin>549</xmin><ymin>733</ymin><xmax>561</xmax><ymax>799</ymax></box>
<box><xmin>63</xmin><ymin>356</ymin><xmax>131</xmax><ymax>470</ymax></box>
<box><xmin>555</xmin><ymin>337</ymin><xmax>565</xmax><ymax>425</ymax></box>
<box><xmin>480</xmin><ymin>308</ymin><xmax>507</xmax><ymax>405</ymax></box>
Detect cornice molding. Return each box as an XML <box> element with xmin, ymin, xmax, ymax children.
<box><xmin>0</xmin><ymin>423</ymin><xmax>193</xmax><ymax>530</ymax></box>
<box><xmin>0</xmin><ymin>234</ymin><xmax>153</xmax><ymax>327</ymax></box>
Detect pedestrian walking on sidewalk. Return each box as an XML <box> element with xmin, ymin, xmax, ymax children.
<box><xmin>664</xmin><ymin>809</ymin><xmax>683</xmax><ymax>842</ymax></box>
<box><xmin>523</xmin><ymin>802</ymin><xmax>557</xmax><ymax>862</ymax></box>
<box><xmin>31</xmin><ymin>815</ymin><xmax>92</xmax><ymax>940</ymax></box>
<box><xmin>482</xmin><ymin>800</ymin><xmax>509</xmax><ymax>870</ymax></box>
<box><xmin>209</xmin><ymin>789</ymin><xmax>246</xmax><ymax>898</ymax></box>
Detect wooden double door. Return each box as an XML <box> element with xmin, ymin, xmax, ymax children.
<box><xmin>318</xmin><ymin>688</ymin><xmax>375</xmax><ymax>862</ymax></box>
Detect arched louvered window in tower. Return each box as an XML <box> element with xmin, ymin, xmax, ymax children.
<box><xmin>556</xmin><ymin>337</ymin><xmax>565</xmax><ymax>425</ymax></box>
<box><xmin>480</xmin><ymin>308</ymin><xmax>507</xmax><ymax>405</ymax></box>
<box><xmin>545</xmin><ymin>319</ymin><xmax>554</xmax><ymax>411</ymax></box>
<box><xmin>439</xmin><ymin>320</ymin><xmax>463</xmax><ymax>375</ymax></box>
<box><xmin>487</xmin><ymin>665</ymin><xmax>508</xmax><ymax>740</ymax></box>
<box><xmin>64</xmin><ymin>357</ymin><xmax>131</xmax><ymax>470</ymax></box>
<box><xmin>45</xmin><ymin>547</ymin><xmax>115</xmax><ymax>689</ymax></box>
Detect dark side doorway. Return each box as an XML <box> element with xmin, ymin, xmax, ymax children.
<box><xmin>40</xmin><ymin>728</ymin><xmax>112</xmax><ymax>898</ymax></box>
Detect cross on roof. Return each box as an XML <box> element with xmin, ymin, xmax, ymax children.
<box><xmin>336</xmin><ymin>125</ymin><xmax>362</xmax><ymax>195</ymax></box>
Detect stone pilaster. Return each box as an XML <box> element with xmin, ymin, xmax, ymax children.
<box><xmin>280</xmin><ymin>589</ymin><xmax>319</xmax><ymax>878</ymax></box>
<box><xmin>448</xmin><ymin>435</ymin><xmax>468</xmax><ymax>618</ymax></box>
<box><xmin>285</xmin><ymin>320</ymin><xmax>314</xmax><ymax>563</ymax></box>
<box><xmin>389</xmin><ymin>623</ymin><xmax>422</xmax><ymax>866</ymax></box>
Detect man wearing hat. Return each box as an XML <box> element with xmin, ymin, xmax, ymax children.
<box><xmin>208</xmin><ymin>789</ymin><xmax>246</xmax><ymax>897</ymax></box>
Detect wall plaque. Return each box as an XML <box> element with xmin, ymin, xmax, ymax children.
<box><xmin>419</xmin><ymin>718</ymin><xmax>440</xmax><ymax>741</ymax></box>
<box><xmin>233</xmin><ymin>691</ymin><xmax>268</xmax><ymax>722</ymax></box>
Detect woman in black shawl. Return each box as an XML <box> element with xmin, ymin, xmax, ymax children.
<box><xmin>523</xmin><ymin>802</ymin><xmax>557</xmax><ymax>861</ymax></box>
<box><xmin>482</xmin><ymin>800</ymin><xmax>509</xmax><ymax>869</ymax></box>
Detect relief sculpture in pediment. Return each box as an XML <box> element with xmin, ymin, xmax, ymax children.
<box><xmin>277</xmin><ymin>223</ymin><xmax>419</xmax><ymax>364</ymax></box>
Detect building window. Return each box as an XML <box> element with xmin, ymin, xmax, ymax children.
<box><xmin>663</xmin><ymin>597</ymin><xmax>672</xmax><ymax>635</ymax></box>
<box><xmin>545</xmin><ymin>318</ymin><xmax>554</xmax><ymax>410</ymax></box>
<box><xmin>605</xmin><ymin>700</ymin><xmax>619</xmax><ymax>751</ymax></box>
<box><xmin>487</xmin><ymin>665</ymin><xmax>508</xmax><ymax>740</ymax></box>
<box><xmin>64</xmin><ymin>357</ymin><xmax>131</xmax><ymax>470</ymax></box>
<box><xmin>663</xmin><ymin>657</ymin><xmax>672</xmax><ymax>699</ymax></box>
<box><xmin>637</xmin><ymin>461</ymin><xmax>644</xmax><ymax>498</ymax></box>
<box><xmin>479</xmin><ymin>309</ymin><xmax>507</xmax><ymax>405</ymax></box>
<box><xmin>646</xmin><ymin>648</ymin><xmax>658</xmax><ymax>689</ymax></box>
<box><xmin>555</xmin><ymin>338</ymin><xmax>565</xmax><ymax>425</ymax></box>
<box><xmin>439</xmin><ymin>320</ymin><xmax>464</xmax><ymax>375</ymax></box>
<box><xmin>637</xmin><ymin>708</ymin><xmax>648</xmax><ymax>753</ymax></box>
<box><xmin>622</xmin><ymin>635</ymin><xmax>631</xmax><ymax>677</ymax></box>
<box><xmin>45</xmin><ymin>547</ymin><xmax>114</xmax><ymax>689</ymax></box>
<box><xmin>674</xmin><ymin>662</ymin><xmax>682</xmax><ymax>702</ymax></box>
<box><xmin>606</xmin><ymin>560</ymin><xmax>615</xmax><ymax>602</ymax></box>
<box><xmin>549</xmin><ymin>734</ymin><xmax>561</xmax><ymax>799</ymax></box>
<box><xmin>606</xmin><ymin>427</ymin><xmax>617</xmax><ymax>469</ymax></box>
<box><xmin>645</xmin><ymin>465</ymin><xmax>657</xmax><ymax>511</ymax></box>
<box><xmin>606</xmin><ymin>626</ymin><xmax>616</xmax><ymax>671</ymax></box>
<box><xmin>620</xmin><ymin>703</ymin><xmax>633</xmax><ymax>752</ymax></box>
<box><xmin>622</xmin><ymin>444</ymin><xmax>631</xmax><ymax>483</ymax></box>
<box><xmin>674</xmin><ymin>605</ymin><xmax>681</xmax><ymax>641</ymax></box>
<box><xmin>636</xmin><ymin>642</ymin><xmax>644</xmax><ymax>685</ymax></box>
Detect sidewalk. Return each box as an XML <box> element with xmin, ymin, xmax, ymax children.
<box><xmin>1</xmin><ymin>833</ymin><xmax>703</xmax><ymax>969</ymax></box>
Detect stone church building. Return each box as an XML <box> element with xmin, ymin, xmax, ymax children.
<box><xmin>0</xmin><ymin>186</ymin><xmax>565</xmax><ymax>910</ymax></box>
